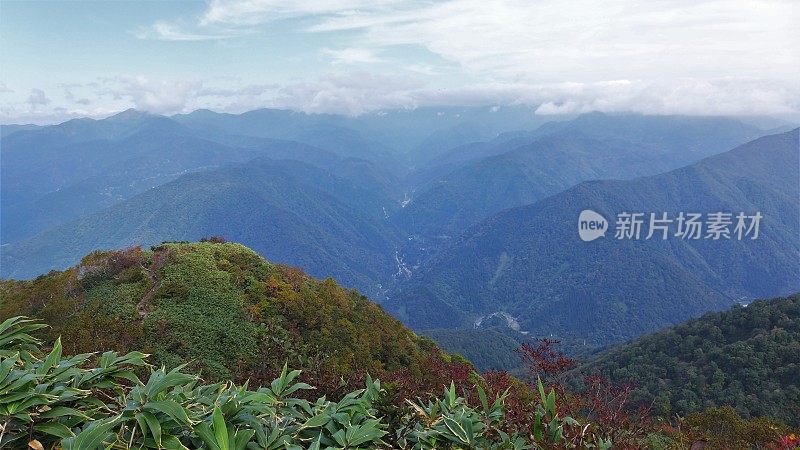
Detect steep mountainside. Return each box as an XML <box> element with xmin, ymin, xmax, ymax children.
<box><xmin>578</xmin><ymin>294</ymin><xmax>800</xmax><ymax>426</ymax></box>
<box><xmin>1</xmin><ymin>158</ymin><xmax>401</xmax><ymax>296</ymax></box>
<box><xmin>423</xmin><ymin>328</ymin><xmax>525</xmax><ymax>372</ymax></box>
<box><xmin>0</xmin><ymin>111</ymin><xmax>372</xmax><ymax>244</ymax></box>
<box><xmin>0</xmin><ymin>242</ymin><xmax>440</xmax><ymax>382</ymax></box>
<box><xmin>387</xmin><ymin>129</ymin><xmax>800</xmax><ymax>347</ymax></box>
<box><xmin>394</xmin><ymin>114</ymin><xmax>768</xmax><ymax>240</ymax></box>
<box><xmin>1</xmin><ymin>131</ymin><xmax>254</xmax><ymax>242</ymax></box>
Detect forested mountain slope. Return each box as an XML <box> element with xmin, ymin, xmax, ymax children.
<box><xmin>394</xmin><ymin>113</ymin><xmax>768</xmax><ymax>240</ymax></box>
<box><xmin>1</xmin><ymin>110</ymin><xmax>380</xmax><ymax>244</ymax></box>
<box><xmin>578</xmin><ymin>294</ymin><xmax>800</xmax><ymax>426</ymax></box>
<box><xmin>388</xmin><ymin>129</ymin><xmax>800</xmax><ymax>348</ymax></box>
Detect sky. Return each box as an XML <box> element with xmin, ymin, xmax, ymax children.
<box><xmin>1</xmin><ymin>0</ymin><xmax>798</xmax><ymax>124</ymax></box>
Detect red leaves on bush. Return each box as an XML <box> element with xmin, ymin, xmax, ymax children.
<box><xmin>769</xmin><ymin>434</ymin><xmax>800</xmax><ymax>450</ymax></box>
<box><xmin>107</xmin><ymin>246</ymin><xmax>144</xmax><ymax>273</ymax></box>
<box><xmin>381</xmin><ymin>351</ymin><xmax>473</xmax><ymax>404</ymax></box>
<box><xmin>517</xmin><ymin>339</ymin><xmax>575</xmax><ymax>387</ymax></box>
<box><xmin>200</xmin><ymin>235</ymin><xmax>227</xmax><ymax>243</ymax></box>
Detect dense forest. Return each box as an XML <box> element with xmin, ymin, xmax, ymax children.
<box><xmin>579</xmin><ymin>295</ymin><xmax>800</xmax><ymax>426</ymax></box>
<box><xmin>423</xmin><ymin>328</ymin><xmax>525</xmax><ymax>372</ymax></box>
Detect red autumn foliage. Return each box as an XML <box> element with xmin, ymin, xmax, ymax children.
<box><xmin>579</xmin><ymin>373</ymin><xmax>653</xmax><ymax>447</ymax></box>
<box><xmin>200</xmin><ymin>235</ymin><xmax>227</xmax><ymax>243</ymax></box>
<box><xmin>381</xmin><ymin>350</ymin><xmax>473</xmax><ymax>403</ymax></box>
<box><xmin>517</xmin><ymin>338</ymin><xmax>575</xmax><ymax>387</ymax></box>
<box><xmin>107</xmin><ymin>246</ymin><xmax>144</xmax><ymax>273</ymax></box>
<box><xmin>482</xmin><ymin>370</ymin><xmax>537</xmax><ymax>433</ymax></box>
<box><xmin>768</xmin><ymin>434</ymin><xmax>800</xmax><ymax>450</ymax></box>
<box><xmin>510</xmin><ymin>338</ymin><xmax>654</xmax><ymax>448</ymax></box>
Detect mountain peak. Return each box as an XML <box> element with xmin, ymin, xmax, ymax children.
<box><xmin>105</xmin><ymin>108</ymin><xmax>154</xmax><ymax>122</ymax></box>
<box><xmin>0</xmin><ymin>240</ymin><xmax>446</xmax><ymax>382</ymax></box>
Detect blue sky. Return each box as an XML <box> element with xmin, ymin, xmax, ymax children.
<box><xmin>1</xmin><ymin>0</ymin><xmax>798</xmax><ymax>123</ymax></box>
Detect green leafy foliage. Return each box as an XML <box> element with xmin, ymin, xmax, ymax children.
<box><xmin>422</xmin><ymin>328</ymin><xmax>525</xmax><ymax>373</ymax></box>
<box><xmin>0</xmin><ymin>316</ymin><xmax>603</xmax><ymax>449</ymax></box>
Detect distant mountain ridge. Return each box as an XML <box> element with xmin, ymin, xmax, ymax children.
<box><xmin>0</xmin><ymin>110</ymin><xmax>400</xmax><ymax>245</ymax></box>
<box><xmin>0</xmin><ymin>156</ymin><xmax>401</xmax><ymax>296</ymax></box>
<box><xmin>387</xmin><ymin>129</ymin><xmax>800</xmax><ymax>348</ymax></box>
<box><xmin>394</xmin><ymin>114</ymin><xmax>769</xmax><ymax>241</ymax></box>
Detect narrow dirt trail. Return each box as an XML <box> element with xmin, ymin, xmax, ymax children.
<box><xmin>137</xmin><ymin>250</ymin><xmax>165</xmax><ymax>318</ymax></box>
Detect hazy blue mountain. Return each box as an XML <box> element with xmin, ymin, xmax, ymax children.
<box><xmin>1</xmin><ymin>156</ymin><xmax>402</xmax><ymax>295</ymax></box>
<box><xmin>172</xmin><ymin>105</ymin><xmax>551</xmax><ymax>168</ymax></box>
<box><xmin>3</xmin><ymin>108</ymin><xmax>790</xmax><ymax>314</ymax></box>
<box><xmin>373</xmin><ymin>106</ymin><xmax>544</xmax><ymax>148</ymax></box>
<box><xmin>386</xmin><ymin>129</ymin><xmax>800</xmax><ymax>348</ymax></box>
<box><xmin>394</xmin><ymin>114</ymin><xmax>769</xmax><ymax>242</ymax></box>
<box><xmin>0</xmin><ymin>109</ymin><xmax>405</xmax><ymax>244</ymax></box>
<box><xmin>398</xmin><ymin>106</ymin><xmax>554</xmax><ymax>163</ymax></box>
<box><xmin>401</xmin><ymin>133</ymin><xmax>539</xmax><ymax>189</ymax></box>
<box><xmin>171</xmin><ymin>108</ymin><xmax>404</xmax><ymax>167</ymax></box>
<box><xmin>1</xmin><ymin>123</ymin><xmax>256</xmax><ymax>243</ymax></box>
<box><xmin>0</xmin><ymin>124</ymin><xmax>41</xmax><ymax>138</ymax></box>
<box><xmin>1</xmin><ymin>109</ymin><xmax>166</xmax><ymax>148</ymax></box>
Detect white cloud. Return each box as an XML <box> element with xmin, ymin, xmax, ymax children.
<box><xmin>200</xmin><ymin>0</ymin><xmax>403</xmax><ymax>25</ymax></box>
<box><xmin>269</xmin><ymin>75</ymin><xmax>799</xmax><ymax>117</ymax></box>
<box><xmin>154</xmin><ymin>0</ymin><xmax>799</xmax><ymax>116</ymax></box>
<box><xmin>404</xmin><ymin>64</ymin><xmax>439</xmax><ymax>76</ymax></box>
<box><xmin>27</xmin><ymin>89</ymin><xmax>51</xmax><ymax>109</ymax></box>
<box><xmin>198</xmin><ymin>84</ymin><xmax>278</xmax><ymax>97</ymax></box>
<box><xmin>6</xmin><ymin>0</ymin><xmax>800</xmax><ymax>123</ymax></box>
<box><xmin>273</xmin><ymin>71</ymin><xmax>423</xmax><ymax>115</ymax></box>
<box><xmin>526</xmin><ymin>78</ymin><xmax>800</xmax><ymax>116</ymax></box>
<box><xmin>322</xmin><ymin>47</ymin><xmax>385</xmax><ymax>65</ymax></box>
<box><xmin>107</xmin><ymin>77</ymin><xmax>203</xmax><ymax>114</ymax></box>
<box><xmin>315</xmin><ymin>0</ymin><xmax>799</xmax><ymax>84</ymax></box>
<box><xmin>135</xmin><ymin>21</ymin><xmax>239</xmax><ymax>41</ymax></box>
<box><xmin>6</xmin><ymin>72</ymin><xmax>798</xmax><ymax>125</ymax></box>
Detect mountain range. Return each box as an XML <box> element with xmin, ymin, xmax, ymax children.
<box><xmin>2</xmin><ymin>108</ymin><xmax>797</xmax><ymax>352</ymax></box>
<box><xmin>385</xmin><ymin>129</ymin><xmax>800</xmax><ymax>348</ymax></box>
<box><xmin>394</xmin><ymin>114</ymin><xmax>770</xmax><ymax>241</ymax></box>
<box><xmin>1</xmin><ymin>156</ymin><xmax>400</xmax><ymax>296</ymax></box>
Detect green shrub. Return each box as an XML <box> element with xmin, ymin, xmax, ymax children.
<box><xmin>0</xmin><ymin>316</ymin><xmax>602</xmax><ymax>449</ymax></box>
